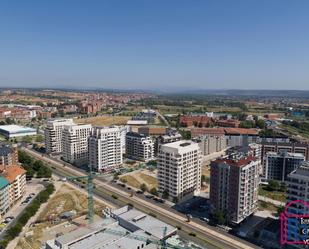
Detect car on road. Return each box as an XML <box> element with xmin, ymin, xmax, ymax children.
<box><xmin>136</xmin><ymin>190</ymin><xmax>143</xmax><ymax>194</ymax></box>
<box><xmin>200</xmin><ymin>217</ymin><xmax>209</xmax><ymax>223</ymax></box>
<box><xmin>145</xmin><ymin>195</ymin><xmax>154</xmax><ymax>199</ymax></box>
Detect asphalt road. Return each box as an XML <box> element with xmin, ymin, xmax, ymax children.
<box><xmin>22</xmin><ymin>147</ymin><xmax>261</xmax><ymax>249</ymax></box>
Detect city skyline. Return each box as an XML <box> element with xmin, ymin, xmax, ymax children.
<box><xmin>0</xmin><ymin>1</ymin><xmax>309</xmax><ymax>90</ymax></box>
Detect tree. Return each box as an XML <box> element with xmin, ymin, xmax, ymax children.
<box><xmin>120</xmin><ymin>178</ymin><xmax>127</xmax><ymax>183</ymax></box>
<box><xmin>22</xmin><ymin>135</ymin><xmax>33</xmax><ymax>144</ymax></box>
<box><xmin>162</xmin><ymin>189</ymin><xmax>169</xmax><ymax>199</ymax></box>
<box><xmin>150</xmin><ymin>187</ymin><xmax>158</xmax><ymax>196</ymax></box>
<box><xmin>267</xmin><ymin>180</ymin><xmax>280</xmax><ymax>191</ymax></box>
<box><xmin>276</xmin><ymin>205</ymin><xmax>285</xmax><ymax>217</ymax></box>
<box><xmin>256</xmin><ymin>119</ymin><xmax>266</xmax><ymax>129</ymax></box>
<box><xmin>140</xmin><ymin>183</ymin><xmax>148</xmax><ymax>193</ymax></box>
<box><xmin>35</xmin><ymin>135</ymin><xmax>44</xmax><ymax>143</ymax></box>
<box><xmin>212</xmin><ymin>210</ymin><xmax>225</xmax><ymax>225</ymax></box>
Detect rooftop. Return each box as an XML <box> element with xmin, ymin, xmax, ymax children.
<box><xmin>213</xmin><ymin>156</ymin><xmax>257</xmax><ymax>168</ymax></box>
<box><xmin>0</xmin><ymin>165</ymin><xmax>26</xmax><ymax>183</ymax></box>
<box><xmin>0</xmin><ymin>175</ymin><xmax>9</xmax><ymax>189</ymax></box>
<box><xmin>0</xmin><ymin>125</ymin><xmax>36</xmax><ymax>133</ymax></box>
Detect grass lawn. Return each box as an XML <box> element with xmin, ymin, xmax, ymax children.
<box><xmin>258</xmin><ymin>186</ymin><xmax>286</xmax><ymax>203</ymax></box>
<box><xmin>279</xmin><ymin>123</ymin><xmax>309</xmax><ymax>139</ymax></box>
<box><xmin>258</xmin><ymin>201</ymin><xmax>279</xmax><ymax>213</ymax></box>
<box><xmin>74</xmin><ymin>115</ymin><xmax>131</xmax><ymax>126</ymax></box>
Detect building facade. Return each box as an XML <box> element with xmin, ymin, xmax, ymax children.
<box><xmin>210</xmin><ymin>155</ymin><xmax>260</xmax><ymax>224</ymax></box>
<box><xmin>0</xmin><ymin>165</ymin><xmax>26</xmax><ymax>206</ymax></box>
<box><xmin>45</xmin><ymin>119</ymin><xmax>74</xmax><ymax>154</ymax></box>
<box><xmin>157</xmin><ymin>140</ymin><xmax>201</xmax><ymax>202</ymax></box>
<box><xmin>125</xmin><ymin>132</ymin><xmax>154</xmax><ymax>161</ymax></box>
<box><xmin>0</xmin><ymin>176</ymin><xmax>10</xmax><ymax>216</ymax></box>
<box><xmin>193</xmin><ymin>134</ymin><xmax>227</xmax><ymax>156</ymax></box>
<box><xmin>286</xmin><ymin>161</ymin><xmax>309</xmax><ymax>214</ymax></box>
<box><xmin>62</xmin><ymin>124</ymin><xmax>92</xmax><ymax>166</ymax></box>
<box><xmin>88</xmin><ymin>126</ymin><xmax>124</xmax><ymax>172</ymax></box>
<box><xmin>264</xmin><ymin>151</ymin><xmax>305</xmax><ymax>182</ymax></box>
<box><xmin>0</xmin><ymin>144</ymin><xmax>18</xmax><ymax>166</ymax></box>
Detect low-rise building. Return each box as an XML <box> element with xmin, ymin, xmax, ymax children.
<box><xmin>0</xmin><ymin>125</ymin><xmax>37</xmax><ymax>138</ymax></box>
<box><xmin>125</xmin><ymin>132</ymin><xmax>154</xmax><ymax>161</ymax></box>
<box><xmin>45</xmin><ymin>205</ymin><xmax>177</xmax><ymax>249</ymax></box>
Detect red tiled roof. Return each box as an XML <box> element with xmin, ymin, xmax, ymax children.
<box><xmin>0</xmin><ymin>165</ymin><xmax>26</xmax><ymax>183</ymax></box>
<box><xmin>213</xmin><ymin>156</ymin><xmax>257</xmax><ymax>167</ymax></box>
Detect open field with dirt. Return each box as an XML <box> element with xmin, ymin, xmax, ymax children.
<box><xmin>120</xmin><ymin>169</ymin><xmax>157</xmax><ymax>190</ymax></box>
<box><xmin>74</xmin><ymin>115</ymin><xmax>131</xmax><ymax>126</ymax></box>
<box><xmin>15</xmin><ymin>184</ymin><xmax>109</xmax><ymax>249</ymax></box>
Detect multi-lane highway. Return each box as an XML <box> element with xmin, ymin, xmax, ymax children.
<box><xmin>22</xmin><ymin>147</ymin><xmax>260</xmax><ymax>249</ymax></box>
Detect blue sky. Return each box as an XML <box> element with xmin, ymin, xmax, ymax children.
<box><xmin>0</xmin><ymin>0</ymin><xmax>308</xmax><ymax>91</ymax></box>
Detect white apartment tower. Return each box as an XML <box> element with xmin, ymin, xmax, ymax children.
<box><xmin>126</xmin><ymin>132</ymin><xmax>154</xmax><ymax>161</ymax></box>
<box><xmin>62</xmin><ymin>124</ymin><xmax>92</xmax><ymax>166</ymax></box>
<box><xmin>88</xmin><ymin>126</ymin><xmax>124</xmax><ymax>172</ymax></box>
<box><xmin>45</xmin><ymin>119</ymin><xmax>75</xmax><ymax>154</ymax></box>
<box><xmin>157</xmin><ymin>140</ymin><xmax>201</xmax><ymax>202</ymax></box>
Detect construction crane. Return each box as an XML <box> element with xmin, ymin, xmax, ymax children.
<box><xmin>66</xmin><ymin>168</ymin><xmax>94</xmax><ymax>223</ymax></box>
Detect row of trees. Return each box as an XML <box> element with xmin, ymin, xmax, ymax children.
<box><xmin>0</xmin><ymin>184</ymin><xmax>55</xmax><ymax>248</ymax></box>
<box><xmin>18</xmin><ymin>150</ymin><xmax>52</xmax><ymax>178</ymax></box>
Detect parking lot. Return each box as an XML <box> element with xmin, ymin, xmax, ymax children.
<box><xmin>0</xmin><ymin>180</ymin><xmax>44</xmax><ymax>236</ymax></box>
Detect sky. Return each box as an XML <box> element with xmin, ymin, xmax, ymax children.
<box><xmin>0</xmin><ymin>0</ymin><xmax>309</xmax><ymax>91</ymax></box>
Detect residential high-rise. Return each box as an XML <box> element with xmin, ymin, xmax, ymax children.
<box><xmin>210</xmin><ymin>155</ymin><xmax>260</xmax><ymax>224</ymax></box>
<box><xmin>0</xmin><ymin>144</ymin><xmax>18</xmax><ymax>166</ymax></box>
<box><xmin>265</xmin><ymin>151</ymin><xmax>305</xmax><ymax>182</ymax></box>
<box><xmin>45</xmin><ymin>119</ymin><xmax>74</xmax><ymax>154</ymax></box>
<box><xmin>88</xmin><ymin>126</ymin><xmax>124</xmax><ymax>172</ymax></box>
<box><xmin>62</xmin><ymin>124</ymin><xmax>92</xmax><ymax>166</ymax></box>
<box><xmin>286</xmin><ymin>161</ymin><xmax>309</xmax><ymax>213</ymax></box>
<box><xmin>261</xmin><ymin>142</ymin><xmax>309</xmax><ymax>176</ymax></box>
<box><xmin>157</xmin><ymin>140</ymin><xmax>201</xmax><ymax>202</ymax></box>
<box><xmin>193</xmin><ymin>134</ymin><xmax>227</xmax><ymax>156</ymax></box>
<box><xmin>0</xmin><ymin>165</ymin><xmax>26</xmax><ymax>206</ymax></box>
<box><xmin>0</xmin><ymin>176</ymin><xmax>10</xmax><ymax>216</ymax></box>
<box><xmin>125</xmin><ymin>132</ymin><xmax>154</xmax><ymax>161</ymax></box>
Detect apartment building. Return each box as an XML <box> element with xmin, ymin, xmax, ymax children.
<box><xmin>210</xmin><ymin>155</ymin><xmax>260</xmax><ymax>224</ymax></box>
<box><xmin>0</xmin><ymin>144</ymin><xmax>18</xmax><ymax>166</ymax></box>
<box><xmin>88</xmin><ymin>126</ymin><xmax>124</xmax><ymax>172</ymax></box>
<box><xmin>261</xmin><ymin>142</ymin><xmax>309</xmax><ymax>176</ymax></box>
<box><xmin>264</xmin><ymin>151</ymin><xmax>305</xmax><ymax>182</ymax></box>
<box><xmin>0</xmin><ymin>176</ymin><xmax>10</xmax><ymax>216</ymax></box>
<box><xmin>0</xmin><ymin>165</ymin><xmax>26</xmax><ymax>206</ymax></box>
<box><xmin>125</xmin><ymin>132</ymin><xmax>154</xmax><ymax>161</ymax></box>
<box><xmin>62</xmin><ymin>124</ymin><xmax>92</xmax><ymax>166</ymax></box>
<box><xmin>45</xmin><ymin>119</ymin><xmax>74</xmax><ymax>154</ymax></box>
<box><xmin>157</xmin><ymin>140</ymin><xmax>201</xmax><ymax>202</ymax></box>
<box><xmin>286</xmin><ymin>161</ymin><xmax>309</xmax><ymax>214</ymax></box>
<box><xmin>193</xmin><ymin>134</ymin><xmax>227</xmax><ymax>156</ymax></box>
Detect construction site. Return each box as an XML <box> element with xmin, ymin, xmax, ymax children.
<box><xmin>15</xmin><ymin>177</ymin><xmax>206</xmax><ymax>249</ymax></box>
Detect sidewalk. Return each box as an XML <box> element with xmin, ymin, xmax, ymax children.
<box><xmin>258</xmin><ymin>195</ymin><xmax>285</xmax><ymax>206</ymax></box>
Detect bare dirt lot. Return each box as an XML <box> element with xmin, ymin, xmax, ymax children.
<box><xmin>74</xmin><ymin>115</ymin><xmax>131</xmax><ymax>126</ymax></box>
<box><xmin>15</xmin><ymin>184</ymin><xmax>110</xmax><ymax>249</ymax></box>
<box><xmin>120</xmin><ymin>169</ymin><xmax>157</xmax><ymax>190</ymax></box>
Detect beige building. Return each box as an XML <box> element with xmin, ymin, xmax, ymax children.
<box><xmin>194</xmin><ymin>134</ymin><xmax>227</xmax><ymax>156</ymax></box>
<box><xmin>45</xmin><ymin>119</ymin><xmax>74</xmax><ymax>154</ymax></box>
<box><xmin>62</xmin><ymin>124</ymin><xmax>92</xmax><ymax>166</ymax></box>
<box><xmin>157</xmin><ymin>140</ymin><xmax>201</xmax><ymax>202</ymax></box>
<box><xmin>0</xmin><ymin>165</ymin><xmax>26</xmax><ymax>206</ymax></box>
<box><xmin>88</xmin><ymin>126</ymin><xmax>124</xmax><ymax>172</ymax></box>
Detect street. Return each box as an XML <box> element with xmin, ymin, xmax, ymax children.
<box><xmin>22</xmin><ymin>147</ymin><xmax>261</xmax><ymax>249</ymax></box>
